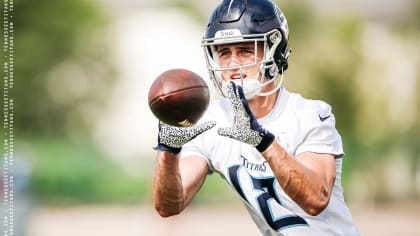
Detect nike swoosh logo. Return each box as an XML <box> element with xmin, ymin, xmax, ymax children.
<box><xmin>319</xmin><ymin>114</ymin><xmax>331</xmax><ymax>122</ymax></box>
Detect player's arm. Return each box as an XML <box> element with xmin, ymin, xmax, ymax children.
<box><xmin>218</xmin><ymin>82</ymin><xmax>336</xmax><ymax>216</ymax></box>
<box><xmin>261</xmin><ymin>143</ymin><xmax>336</xmax><ymax>216</ymax></box>
<box><xmin>153</xmin><ymin>152</ymin><xmax>208</xmax><ymax>217</ymax></box>
<box><xmin>152</xmin><ymin>121</ymin><xmax>215</xmax><ymax>217</ymax></box>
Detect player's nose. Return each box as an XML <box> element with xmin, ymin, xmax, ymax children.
<box><xmin>227</xmin><ymin>54</ymin><xmax>241</xmax><ymax>68</ymax></box>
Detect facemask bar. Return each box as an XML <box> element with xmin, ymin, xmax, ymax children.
<box><xmin>202</xmin><ymin>29</ymin><xmax>283</xmax><ymax>98</ymax></box>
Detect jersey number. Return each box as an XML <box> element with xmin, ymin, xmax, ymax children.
<box><xmin>228</xmin><ymin>165</ymin><xmax>308</xmax><ymax>231</ymax></box>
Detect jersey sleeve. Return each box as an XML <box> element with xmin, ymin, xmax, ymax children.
<box><xmin>178</xmin><ymin>100</ymin><xmax>222</xmax><ymax>175</ymax></box>
<box><xmin>294</xmin><ymin>100</ymin><xmax>344</xmax><ymax>158</ymax></box>
<box><xmin>180</xmin><ymin>136</ymin><xmax>216</xmax><ymax>174</ymax></box>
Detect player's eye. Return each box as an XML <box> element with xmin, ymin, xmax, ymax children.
<box><xmin>239</xmin><ymin>48</ymin><xmax>253</xmax><ymax>56</ymax></box>
<box><xmin>234</xmin><ymin>44</ymin><xmax>254</xmax><ymax>57</ymax></box>
<box><xmin>218</xmin><ymin>49</ymin><xmax>231</xmax><ymax>57</ymax></box>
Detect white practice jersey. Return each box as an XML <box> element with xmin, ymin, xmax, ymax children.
<box><xmin>181</xmin><ymin>88</ymin><xmax>361</xmax><ymax>236</ymax></box>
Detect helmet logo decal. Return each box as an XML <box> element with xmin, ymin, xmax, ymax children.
<box><xmin>215</xmin><ymin>29</ymin><xmax>242</xmax><ymax>38</ymax></box>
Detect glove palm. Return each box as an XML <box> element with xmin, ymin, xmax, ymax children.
<box><xmin>155</xmin><ymin>121</ymin><xmax>216</xmax><ymax>154</ymax></box>
<box><xmin>218</xmin><ymin>82</ymin><xmax>274</xmax><ymax>152</ymax></box>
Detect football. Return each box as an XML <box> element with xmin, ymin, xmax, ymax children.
<box><xmin>148</xmin><ymin>69</ymin><xmax>210</xmax><ymax>127</ymax></box>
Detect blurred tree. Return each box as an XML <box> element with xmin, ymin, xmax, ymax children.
<box><xmin>274</xmin><ymin>0</ymin><xmax>315</xmax><ymax>43</ymax></box>
<box><xmin>286</xmin><ymin>14</ymin><xmax>363</xmax><ymax>137</ymax></box>
<box><xmin>164</xmin><ymin>0</ymin><xmax>207</xmax><ymax>22</ymax></box>
<box><xmin>4</xmin><ymin>0</ymin><xmax>115</xmax><ymax>136</ymax></box>
<box><xmin>310</xmin><ymin>17</ymin><xmax>363</xmax><ymax>136</ymax></box>
<box><xmin>0</xmin><ymin>0</ymin><xmax>130</xmax><ymax>205</ymax></box>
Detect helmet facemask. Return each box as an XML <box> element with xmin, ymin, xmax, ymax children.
<box><xmin>202</xmin><ymin>29</ymin><xmax>285</xmax><ymax>99</ymax></box>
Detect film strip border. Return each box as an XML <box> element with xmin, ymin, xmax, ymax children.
<box><xmin>3</xmin><ymin>0</ymin><xmax>14</xmax><ymax>235</ymax></box>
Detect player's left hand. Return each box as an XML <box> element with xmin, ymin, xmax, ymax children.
<box><xmin>218</xmin><ymin>82</ymin><xmax>274</xmax><ymax>152</ymax></box>
<box><xmin>155</xmin><ymin>120</ymin><xmax>216</xmax><ymax>154</ymax></box>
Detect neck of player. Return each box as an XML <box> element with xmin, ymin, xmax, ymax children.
<box><xmin>248</xmin><ymin>84</ymin><xmax>279</xmax><ymax>119</ymax></box>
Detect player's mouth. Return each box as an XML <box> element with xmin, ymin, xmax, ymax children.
<box><xmin>231</xmin><ymin>73</ymin><xmax>246</xmax><ymax>80</ymax></box>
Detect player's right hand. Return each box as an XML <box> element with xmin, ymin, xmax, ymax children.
<box><xmin>154</xmin><ymin>121</ymin><xmax>216</xmax><ymax>154</ymax></box>
<box><xmin>218</xmin><ymin>82</ymin><xmax>274</xmax><ymax>152</ymax></box>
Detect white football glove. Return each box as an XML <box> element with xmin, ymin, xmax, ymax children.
<box><xmin>155</xmin><ymin>121</ymin><xmax>216</xmax><ymax>154</ymax></box>
<box><xmin>218</xmin><ymin>82</ymin><xmax>274</xmax><ymax>152</ymax></box>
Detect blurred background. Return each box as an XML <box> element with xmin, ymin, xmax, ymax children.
<box><xmin>2</xmin><ymin>0</ymin><xmax>420</xmax><ymax>235</ymax></box>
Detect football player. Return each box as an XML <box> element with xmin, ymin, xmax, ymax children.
<box><xmin>153</xmin><ymin>0</ymin><xmax>361</xmax><ymax>235</ymax></box>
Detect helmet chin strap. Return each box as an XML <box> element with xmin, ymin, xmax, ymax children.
<box><xmin>255</xmin><ymin>67</ymin><xmax>284</xmax><ymax>97</ymax></box>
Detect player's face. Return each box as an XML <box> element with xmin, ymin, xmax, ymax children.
<box><xmin>216</xmin><ymin>42</ymin><xmax>264</xmax><ymax>81</ymax></box>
